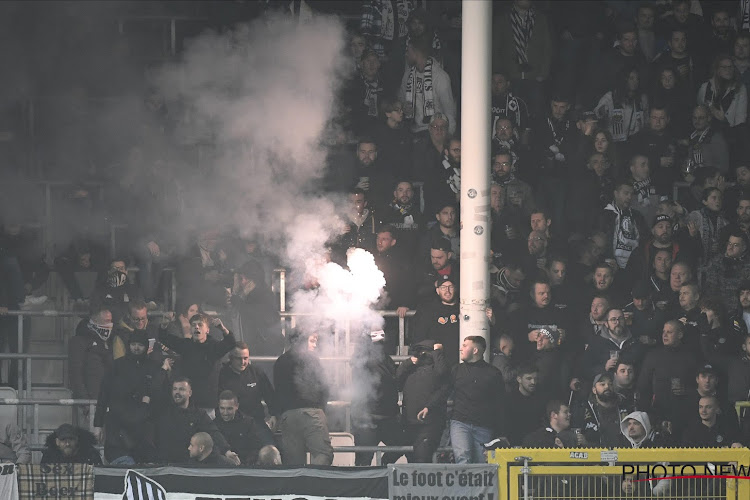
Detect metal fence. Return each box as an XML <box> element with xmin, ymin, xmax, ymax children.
<box><xmin>488</xmin><ymin>447</ymin><xmax>750</xmax><ymax>500</ymax></box>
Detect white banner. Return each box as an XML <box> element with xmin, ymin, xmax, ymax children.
<box><xmin>388</xmin><ymin>464</ymin><xmax>498</xmax><ymax>500</ymax></box>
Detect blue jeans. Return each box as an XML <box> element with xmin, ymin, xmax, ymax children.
<box><xmin>450</xmin><ymin>419</ymin><xmax>492</xmax><ymax>464</ymax></box>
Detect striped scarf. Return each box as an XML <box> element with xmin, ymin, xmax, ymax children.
<box><xmin>404</xmin><ymin>56</ymin><xmax>434</xmax><ymax>121</ymax></box>
<box><xmin>510</xmin><ymin>6</ymin><xmax>535</xmax><ymax>65</ymax></box>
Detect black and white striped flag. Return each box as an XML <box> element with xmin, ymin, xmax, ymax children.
<box><xmin>122</xmin><ymin>470</ymin><xmax>167</xmax><ymax>500</ymax></box>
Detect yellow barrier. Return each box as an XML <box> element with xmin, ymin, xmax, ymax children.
<box><xmin>488</xmin><ymin>447</ymin><xmax>750</xmax><ymax>500</ymax></box>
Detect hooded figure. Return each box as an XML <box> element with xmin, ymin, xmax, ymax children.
<box><xmin>41</xmin><ymin>424</ymin><xmax>102</xmax><ymax>465</ymax></box>
<box><xmin>92</xmin><ymin>329</ymin><xmax>166</xmax><ymax>463</ymax></box>
<box><xmin>619</xmin><ymin>411</ymin><xmax>668</xmax><ymax>448</ymax></box>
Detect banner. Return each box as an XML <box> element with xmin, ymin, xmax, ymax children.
<box><xmin>17</xmin><ymin>463</ymin><xmax>94</xmax><ymax>500</ymax></box>
<box><xmin>388</xmin><ymin>465</ymin><xmax>498</xmax><ymax>500</ymax></box>
<box><xmin>94</xmin><ymin>466</ymin><xmax>389</xmax><ymax>500</ymax></box>
<box><xmin>0</xmin><ymin>463</ymin><xmax>18</xmax><ymax>500</ymax></box>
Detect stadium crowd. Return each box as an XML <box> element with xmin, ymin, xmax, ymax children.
<box><xmin>1</xmin><ymin>0</ymin><xmax>750</xmax><ymax>470</ymax></box>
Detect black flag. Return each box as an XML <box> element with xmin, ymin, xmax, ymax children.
<box><xmin>122</xmin><ymin>470</ymin><xmax>167</xmax><ymax>500</ymax></box>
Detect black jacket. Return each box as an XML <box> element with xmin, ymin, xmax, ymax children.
<box><xmin>273</xmin><ymin>346</ymin><xmax>329</xmax><ymax>413</ymax></box>
<box><xmin>93</xmin><ymin>351</ymin><xmax>166</xmax><ymax>462</ymax></box>
<box><xmin>41</xmin><ymin>428</ymin><xmax>102</xmax><ymax>465</ymax></box>
<box><xmin>451</xmin><ymin>359</ymin><xmax>506</xmax><ymax>432</ymax></box>
<box><xmin>158</xmin><ymin>329</ymin><xmax>236</xmax><ymax>408</ymax></box>
<box><xmin>413</xmin><ymin>301</ymin><xmax>460</xmax><ymax>365</ymax></box>
<box><xmin>154</xmin><ymin>403</ymin><xmax>230</xmax><ymax>463</ymax></box>
<box><xmin>230</xmin><ymin>286</ymin><xmax>283</xmax><ymax>356</ymax></box>
<box><xmin>396</xmin><ymin>342</ymin><xmax>450</xmax><ymax>425</ymax></box>
<box><xmin>218</xmin><ymin>363</ymin><xmax>278</xmax><ymax>423</ymax></box>
<box><xmin>351</xmin><ymin>341</ymin><xmax>399</xmax><ymax>419</ymax></box>
<box><xmin>214</xmin><ymin>411</ymin><xmax>267</xmax><ymax>465</ymax></box>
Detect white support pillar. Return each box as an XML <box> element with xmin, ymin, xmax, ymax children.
<box><xmin>459</xmin><ymin>0</ymin><xmax>492</xmax><ymax>362</ymax></box>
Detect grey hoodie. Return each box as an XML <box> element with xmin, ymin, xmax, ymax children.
<box><xmin>620</xmin><ymin>410</ymin><xmax>652</xmax><ymax>448</ymax></box>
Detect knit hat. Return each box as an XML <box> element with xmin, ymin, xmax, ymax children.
<box><xmin>540</xmin><ymin>328</ymin><xmax>561</xmax><ymax>346</ymax></box>
<box><xmin>55</xmin><ymin>423</ymin><xmax>78</xmax><ymax>440</ymax></box>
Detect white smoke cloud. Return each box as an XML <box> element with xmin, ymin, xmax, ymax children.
<box><xmin>155</xmin><ymin>13</ymin><xmax>386</xmax><ymax>348</ymax></box>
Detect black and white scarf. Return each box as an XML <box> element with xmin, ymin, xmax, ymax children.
<box><xmin>442</xmin><ymin>154</ymin><xmax>461</xmax><ymax>194</ymax></box>
<box><xmin>689</xmin><ymin>127</ymin><xmax>713</xmax><ymax>166</ymax></box>
<box><xmin>510</xmin><ymin>5</ymin><xmax>535</xmax><ymax>65</ymax></box>
<box><xmin>363</xmin><ymin>77</ymin><xmax>382</xmax><ymax>117</ymax></box>
<box><xmin>633</xmin><ymin>177</ymin><xmax>652</xmax><ymax>203</ymax></box>
<box><xmin>405</xmin><ymin>57</ymin><xmax>434</xmax><ymax>121</ymax></box>
<box><xmin>742</xmin><ymin>0</ymin><xmax>750</xmax><ymax>31</ymax></box>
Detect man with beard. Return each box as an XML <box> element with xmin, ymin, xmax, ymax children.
<box><xmin>507</xmin><ymin>362</ymin><xmax>547</xmax><ymax>445</ymax></box>
<box><xmin>629</xmin><ymin>155</ymin><xmax>658</xmax><ymax>220</ymax></box>
<box><xmin>349</xmin><ymin>138</ymin><xmax>394</xmax><ymax>206</ymax></box>
<box><xmin>730</xmin><ymin>281</ymin><xmax>750</xmax><ymax>333</ymax></box>
<box><xmin>581</xmin><ymin>308</ymin><xmax>647</xmax><ymax>384</ymax></box>
<box><xmin>573</xmin><ymin>372</ymin><xmax>629</xmax><ymax>447</ymax></box>
<box><xmin>626</xmin><ymin>214</ymin><xmax>699</xmax><ymax>285</ymax></box>
<box><xmin>723</xmin><ymin>165</ymin><xmax>750</xmax><ymax>224</ymax></box>
<box><xmin>413</xmin><ymin>275</ymin><xmax>460</xmax><ymax>365</ymax></box>
<box><xmin>705</xmin><ymin>232</ymin><xmax>750</xmax><ymax>312</ymax></box>
<box><xmin>628</xmin><ymin>107</ymin><xmax>679</xmax><ymax>195</ymax></box>
<box><xmin>41</xmin><ymin>424</ymin><xmax>102</xmax><ymax>465</ymax></box>
<box><xmin>599</xmin><ymin>180</ymin><xmax>648</xmax><ymax>271</ymax></box>
<box><xmin>492</xmin><ymin>149</ymin><xmax>534</xmax><ymax>218</ymax></box>
<box><xmin>396</xmin><ymin>340</ymin><xmax>450</xmax><ymax>463</ymax></box>
<box><xmin>419</xmin><ymin>202</ymin><xmax>459</xmax><ymax>265</ymax></box>
<box><xmin>492</xmin><ymin>118</ymin><xmax>527</xmax><ymax>181</ymax></box>
<box><xmin>720</xmin><ymin>195</ymin><xmax>750</xmax><ymax>245</ymax></box>
<box><xmin>379</xmin><ymin>180</ymin><xmax>426</xmax><ymax>259</ymax></box>
<box><xmin>94</xmin><ymin>330</ymin><xmax>168</xmax><ymax>464</ymax></box>
<box><xmin>373</xmin><ymin>225</ymin><xmax>415</xmax><ymax>352</ymax></box>
<box><xmin>422</xmin><ymin>137</ymin><xmax>461</xmax><ymax>217</ymax></box>
<box><xmin>336</xmin><ymin>188</ymin><xmax>378</xmax><ymax>254</ymax></box>
<box><xmin>704</xmin><ymin>8</ymin><xmax>736</xmax><ymax>59</ymax></box>
<box><xmin>415</xmin><ymin>240</ymin><xmax>457</xmax><ymax>305</ymax></box>
<box><xmin>154</xmin><ymin>377</ymin><xmax>237</xmax><ymax>464</ymax></box>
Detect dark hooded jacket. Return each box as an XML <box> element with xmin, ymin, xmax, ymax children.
<box><xmin>68</xmin><ymin>318</ymin><xmax>113</xmax><ymax>400</ymax></box>
<box><xmin>396</xmin><ymin>340</ymin><xmax>450</xmax><ymax>425</ymax></box>
<box><xmin>93</xmin><ymin>334</ymin><xmax>167</xmax><ymax>462</ymax></box>
<box><xmin>41</xmin><ymin>428</ymin><xmax>102</xmax><ymax>465</ymax></box>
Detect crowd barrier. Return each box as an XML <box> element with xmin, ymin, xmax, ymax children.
<box><xmin>488</xmin><ymin>447</ymin><xmax>750</xmax><ymax>500</ymax></box>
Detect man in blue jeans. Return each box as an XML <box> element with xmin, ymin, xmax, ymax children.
<box><xmin>450</xmin><ymin>336</ymin><xmax>507</xmax><ymax>463</ymax></box>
